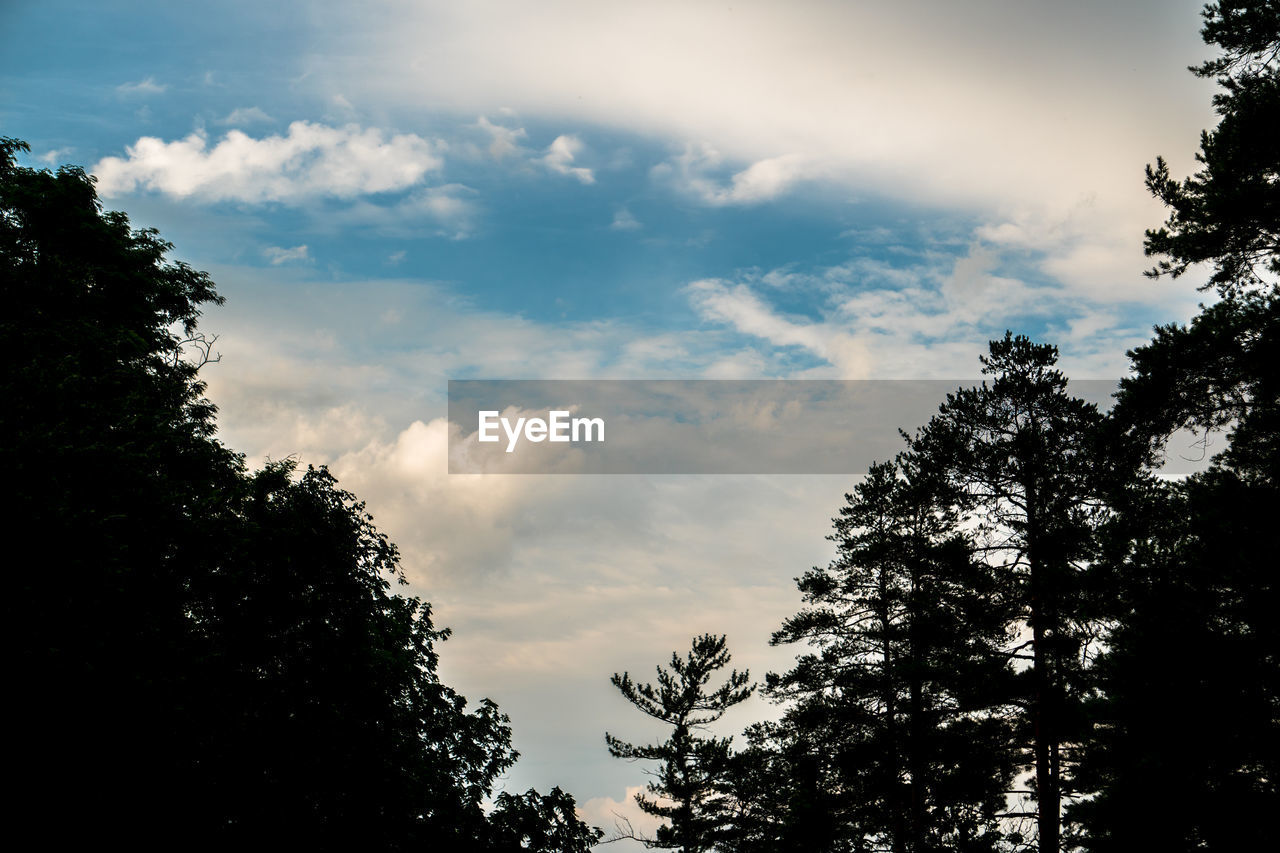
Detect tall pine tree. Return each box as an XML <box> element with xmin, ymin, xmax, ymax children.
<box><xmin>908</xmin><ymin>335</ymin><xmax>1114</xmax><ymax>853</ymax></box>
<box><xmin>1073</xmin><ymin>3</ymin><xmax>1280</xmax><ymax>847</ymax></box>
<box><xmin>607</xmin><ymin>634</ymin><xmax>755</xmax><ymax>852</ymax></box>
<box><xmin>766</xmin><ymin>457</ymin><xmax>1015</xmax><ymax>853</ymax></box>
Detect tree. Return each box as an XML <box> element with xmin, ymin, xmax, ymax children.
<box><xmin>1072</xmin><ymin>4</ymin><xmax>1280</xmax><ymax>846</ymax></box>
<box><xmin>488</xmin><ymin>786</ymin><xmax>605</xmax><ymax>852</ymax></box>
<box><xmin>1069</xmin><ymin>472</ymin><xmax>1277</xmax><ymax>851</ymax></box>
<box><xmin>2</xmin><ymin>135</ymin><xmax>243</xmax><ymax>840</ymax></box>
<box><xmin>606</xmin><ymin>634</ymin><xmax>755</xmax><ymax>852</ymax></box>
<box><xmin>714</xmin><ymin>719</ymin><xmax>851</xmax><ymax>853</ymax></box>
<box><xmin>765</xmin><ymin>457</ymin><xmax>1015</xmax><ymax>853</ymax></box>
<box><xmin>908</xmin><ymin>335</ymin><xmax>1116</xmax><ymax>853</ymax></box>
<box><xmin>1</xmin><ymin>138</ymin><xmax>600</xmax><ymax>849</ymax></box>
<box><xmin>1142</xmin><ymin>0</ymin><xmax>1280</xmax><ymax>295</ymax></box>
<box><xmin>190</xmin><ymin>461</ymin><xmax>524</xmax><ymax>848</ymax></box>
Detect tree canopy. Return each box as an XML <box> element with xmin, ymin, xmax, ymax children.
<box><xmin>2</xmin><ymin>136</ymin><xmax>599</xmax><ymax>851</ymax></box>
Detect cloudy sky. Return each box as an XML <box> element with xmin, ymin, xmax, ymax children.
<box><xmin>3</xmin><ymin>0</ymin><xmax>1218</xmax><ymax>839</ymax></box>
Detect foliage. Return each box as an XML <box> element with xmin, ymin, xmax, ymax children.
<box><xmin>1</xmin><ymin>137</ymin><xmax>599</xmax><ymax>849</ymax></box>
<box><xmin>607</xmin><ymin>634</ymin><xmax>755</xmax><ymax>851</ymax></box>
<box><xmin>489</xmin><ymin>786</ymin><xmax>606</xmax><ymax>852</ymax></box>
<box><xmin>1070</xmin><ymin>473</ymin><xmax>1278</xmax><ymax>852</ymax></box>
<box><xmin>907</xmin><ymin>334</ymin><xmax>1119</xmax><ymax>853</ymax></box>
<box><xmin>1072</xmin><ymin>4</ymin><xmax>1280</xmax><ymax>848</ymax></box>
<box><xmin>1142</xmin><ymin>1</ymin><xmax>1280</xmax><ymax>293</ymax></box>
<box><xmin>764</xmin><ymin>458</ymin><xmax>1014</xmax><ymax>853</ymax></box>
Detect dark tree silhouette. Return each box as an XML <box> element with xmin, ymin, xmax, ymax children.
<box><xmin>3</xmin><ymin>135</ymin><xmax>242</xmax><ymax>841</ymax></box>
<box><xmin>1073</xmin><ymin>3</ymin><xmax>1280</xmax><ymax>848</ymax></box>
<box><xmin>1070</xmin><ymin>471</ymin><xmax>1277</xmax><ymax>851</ymax></box>
<box><xmin>1142</xmin><ymin>0</ymin><xmax>1280</xmax><ymax>294</ymax></box>
<box><xmin>488</xmin><ymin>786</ymin><xmax>605</xmax><ymax>852</ymax></box>
<box><xmin>765</xmin><ymin>457</ymin><xmax>1015</xmax><ymax>853</ymax></box>
<box><xmin>712</xmin><ymin>720</ymin><xmax>847</xmax><ymax>853</ymax></box>
<box><xmin>1</xmin><ymin>138</ymin><xmax>599</xmax><ymax>850</ymax></box>
<box><xmin>606</xmin><ymin>634</ymin><xmax>755</xmax><ymax>852</ymax></box>
<box><xmin>908</xmin><ymin>335</ymin><xmax>1114</xmax><ymax>853</ymax></box>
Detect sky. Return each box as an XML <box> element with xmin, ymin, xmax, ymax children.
<box><xmin>2</xmin><ymin>0</ymin><xmax>1219</xmax><ymax>841</ymax></box>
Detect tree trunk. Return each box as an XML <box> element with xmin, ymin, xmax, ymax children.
<box><xmin>1027</xmin><ymin>474</ymin><xmax>1059</xmax><ymax>853</ymax></box>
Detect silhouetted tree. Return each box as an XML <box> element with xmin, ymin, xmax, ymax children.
<box><xmin>488</xmin><ymin>786</ymin><xmax>605</xmax><ymax>852</ymax></box>
<box><xmin>2</xmin><ymin>135</ymin><xmax>242</xmax><ymax>841</ymax></box>
<box><xmin>607</xmin><ymin>634</ymin><xmax>755</xmax><ymax>852</ymax></box>
<box><xmin>908</xmin><ymin>335</ymin><xmax>1114</xmax><ymax>853</ymax></box>
<box><xmin>714</xmin><ymin>721</ymin><xmax>847</xmax><ymax>853</ymax></box>
<box><xmin>1</xmin><ymin>138</ymin><xmax>600</xmax><ymax>850</ymax></box>
<box><xmin>1142</xmin><ymin>0</ymin><xmax>1280</xmax><ymax>294</ymax></box>
<box><xmin>1071</xmin><ymin>3</ymin><xmax>1280</xmax><ymax>847</ymax></box>
<box><xmin>1069</xmin><ymin>472</ymin><xmax>1277</xmax><ymax>852</ymax></box>
<box><xmin>192</xmin><ymin>461</ymin><xmax>523</xmax><ymax>848</ymax></box>
<box><xmin>765</xmin><ymin>458</ymin><xmax>1015</xmax><ymax>853</ymax></box>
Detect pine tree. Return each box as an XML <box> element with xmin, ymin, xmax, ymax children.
<box><xmin>766</xmin><ymin>457</ymin><xmax>1015</xmax><ymax>852</ymax></box>
<box><xmin>1073</xmin><ymin>3</ymin><xmax>1280</xmax><ymax>847</ymax></box>
<box><xmin>908</xmin><ymin>335</ymin><xmax>1113</xmax><ymax>853</ymax></box>
<box><xmin>606</xmin><ymin>634</ymin><xmax>755</xmax><ymax>852</ymax></box>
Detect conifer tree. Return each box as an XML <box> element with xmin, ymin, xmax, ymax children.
<box><xmin>1073</xmin><ymin>3</ymin><xmax>1280</xmax><ymax>847</ymax></box>
<box><xmin>908</xmin><ymin>335</ymin><xmax>1112</xmax><ymax>853</ymax></box>
<box><xmin>606</xmin><ymin>634</ymin><xmax>754</xmax><ymax>852</ymax></box>
<box><xmin>766</xmin><ymin>457</ymin><xmax>1015</xmax><ymax>853</ymax></box>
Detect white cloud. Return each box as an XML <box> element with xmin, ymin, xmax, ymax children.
<box><xmin>305</xmin><ymin>0</ymin><xmax>1211</xmax><ymax>303</ymax></box>
<box><xmin>687</xmin><ymin>278</ymin><xmax>871</xmax><ymax>378</ymax></box>
<box><xmin>219</xmin><ymin>106</ymin><xmax>274</xmax><ymax>125</ymax></box>
<box><xmin>580</xmin><ymin>786</ymin><xmax>667</xmax><ymax>848</ymax></box>
<box><xmin>38</xmin><ymin>147</ymin><xmax>72</xmax><ymax>165</ymax></box>
<box><xmin>476</xmin><ymin>115</ymin><xmax>527</xmax><ymax>159</ymax></box>
<box><xmin>610</xmin><ymin>207</ymin><xmax>641</xmax><ymax>231</ymax></box>
<box><xmin>655</xmin><ymin>144</ymin><xmax>812</xmax><ymax>206</ymax></box>
<box><xmin>541</xmin><ymin>134</ymin><xmax>594</xmax><ymax>184</ymax></box>
<box><xmin>263</xmin><ymin>244</ymin><xmax>310</xmax><ymax>265</ymax></box>
<box><xmin>93</xmin><ymin>122</ymin><xmax>443</xmax><ymax>202</ymax></box>
<box><xmin>336</xmin><ymin>183</ymin><xmax>479</xmax><ymax>239</ymax></box>
<box><xmin>116</xmin><ymin>76</ymin><xmax>166</xmax><ymax>96</ymax></box>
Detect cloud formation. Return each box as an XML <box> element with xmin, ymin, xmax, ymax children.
<box><xmin>93</xmin><ymin>122</ymin><xmax>443</xmax><ymax>202</ymax></box>
<box><xmin>219</xmin><ymin>106</ymin><xmax>274</xmax><ymax>126</ymax></box>
<box><xmin>307</xmin><ymin>0</ymin><xmax>1207</xmax><ymax>302</ymax></box>
<box><xmin>610</xmin><ymin>207</ymin><xmax>641</xmax><ymax>231</ymax></box>
<box><xmin>116</xmin><ymin>76</ymin><xmax>166</xmax><ymax>96</ymax></box>
<box><xmin>476</xmin><ymin>116</ymin><xmax>528</xmax><ymax>159</ymax></box>
<box><xmin>655</xmin><ymin>144</ymin><xmax>812</xmax><ymax>206</ymax></box>
<box><xmin>687</xmin><ymin>278</ymin><xmax>871</xmax><ymax>377</ymax></box>
<box><xmin>263</xmin><ymin>244</ymin><xmax>310</xmax><ymax>265</ymax></box>
<box><xmin>541</xmin><ymin>134</ymin><xmax>594</xmax><ymax>184</ymax></box>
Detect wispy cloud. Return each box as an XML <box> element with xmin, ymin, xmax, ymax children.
<box><xmin>93</xmin><ymin>122</ymin><xmax>443</xmax><ymax>202</ymax></box>
<box><xmin>687</xmin><ymin>278</ymin><xmax>870</xmax><ymax>377</ymax></box>
<box><xmin>653</xmin><ymin>143</ymin><xmax>811</xmax><ymax>206</ymax></box>
<box><xmin>38</xmin><ymin>147</ymin><xmax>73</xmax><ymax>165</ymax></box>
<box><xmin>610</xmin><ymin>207</ymin><xmax>641</xmax><ymax>231</ymax></box>
<box><xmin>263</xmin><ymin>244</ymin><xmax>310</xmax><ymax>265</ymax></box>
<box><xmin>475</xmin><ymin>116</ymin><xmax>527</xmax><ymax>159</ymax></box>
<box><xmin>219</xmin><ymin>106</ymin><xmax>274</xmax><ymax>126</ymax></box>
<box><xmin>541</xmin><ymin>134</ymin><xmax>594</xmax><ymax>184</ymax></box>
<box><xmin>335</xmin><ymin>183</ymin><xmax>480</xmax><ymax>240</ymax></box>
<box><xmin>116</xmin><ymin>77</ymin><xmax>167</xmax><ymax>96</ymax></box>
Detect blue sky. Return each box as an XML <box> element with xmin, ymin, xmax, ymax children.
<box><xmin>2</xmin><ymin>0</ymin><xmax>1218</xmax><ymax>840</ymax></box>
